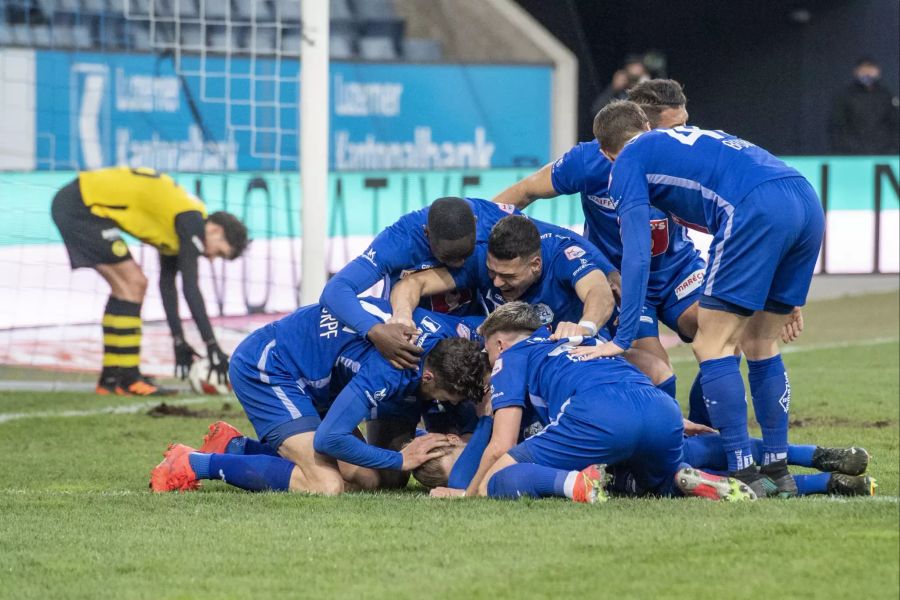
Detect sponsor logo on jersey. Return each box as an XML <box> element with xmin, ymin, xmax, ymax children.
<box><xmin>674</xmin><ymin>269</ymin><xmax>705</xmax><ymax>300</ymax></box>
<box><xmin>496</xmin><ymin>202</ymin><xmax>516</xmax><ymax>214</ymax></box>
<box><xmin>362</xmin><ymin>248</ymin><xmax>378</xmax><ymax>266</ymax></box>
<box><xmin>415</xmin><ymin>332</ymin><xmax>430</xmax><ymax>348</ymax></box>
<box><xmin>455</xmin><ymin>323</ymin><xmax>471</xmax><ymax>339</ymax></box>
<box><xmin>588</xmin><ymin>195</ymin><xmax>617</xmax><ymax>210</ymax></box>
<box><xmin>552</xmin><ymin>156</ymin><xmax>564</xmax><ymax>171</ymax></box>
<box><xmin>364</xmin><ymin>388</ymin><xmax>388</xmax><ymax>405</ymax></box>
<box><xmin>573</xmin><ymin>257</ymin><xmax>594</xmax><ymax>276</ymax></box>
<box><xmin>671</xmin><ymin>215</ymin><xmax>710</xmax><ymax>235</ymax></box>
<box><xmin>420</xmin><ymin>316</ymin><xmax>441</xmax><ymax>333</ymax></box>
<box><xmin>640</xmin><ymin>315</ymin><xmax>655</xmax><ymax>324</ymax></box>
<box><xmin>535</xmin><ymin>304</ymin><xmax>554</xmax><ymax>324</ymax></box>
<box><xmin>490</xmin><ymin>388</ymin><xmax>504</xmax><ymax>401</ymax></box>
<box><xmin>564</xmin><ymin>246</ymin><xmax>586</xmax><ymax>260</ymax></box>
<box><xmin>400</xmin><ymin>263</ymin><xmax>437</xmax><ymax>279</ymax></box>
<box><xmin>101</xmin><ymin>227</ymin><xmax>123</xmax><ymax>241</ymax></box>
<box><xmin>524</xmin><ymin>421</ymin><xmax>544</xmax><ymax>437</ymax></box>
<box><xmin>491</xmin><ymin>358</ymin><xmax>503</xmax><ymax>375</ymax></box>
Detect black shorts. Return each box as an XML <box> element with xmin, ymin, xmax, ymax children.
<box><xmin>51</xmin><ymin>179</ymin><xmax>133</xmax><ymax>269</ymax></box>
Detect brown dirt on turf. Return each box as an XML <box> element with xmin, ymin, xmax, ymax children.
<box><xmin>788</xmin><ymin>416</ymin><xmax>893</xmax><ymax>429</ymax></box>
<box><xmin>146</xmin><ymin>402</ymin><xmax>243</xmax><ymax>419</ymax></box>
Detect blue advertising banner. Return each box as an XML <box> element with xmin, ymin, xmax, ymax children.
<box><xmin>33</xmin><ymin>50</ymin><xmax>551</xmax><ymax>171</ymax></box>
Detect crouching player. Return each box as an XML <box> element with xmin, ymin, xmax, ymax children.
<box><xmin>458</xmin><ymin>302</ymin><xmax>754</xmax><ymax>503</ymax></box>
<box><xmin>150</xmin><ymin>298</ymin><xmax>486</xmax><ymax>495</ymax></box>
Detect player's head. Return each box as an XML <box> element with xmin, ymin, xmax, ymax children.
<box><xmin>486</xmin><ymin>216</ymin><xmax>542</xmax><ymax>301</ymax></box>
<box><xmin>627</xmin><ymin>79</ymin><xmax>688</xmax><ymax>128</ymax></box>
<box><xmin>593</xmin><ymin>100</ymin><xmax>652</xmax><ymax>161</ymax></box>
<box><xmin>411</xmin><ymin>435</ymin><xmax>467</xmax><ymax>489</ymax></box>
<box><xmin>420</xmin><ymin>338</ymin><xmax>488</xmax><ymax>404</ymax></box>
<box><xmin>425</xmin><ymin>197</ymin><xmax>477</xmax><ymax>269</ymax></box>
<box><xmin>479</xmin><ymin>301</ymin><xmax>543</xmax><ymax>366</ymax></box>
<box><xmin>205</xmin><ymin>211</ymin><xmax>250</xmax><ymax>260</ymax></box>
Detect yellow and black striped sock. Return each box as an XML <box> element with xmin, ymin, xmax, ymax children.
<box><xmin>101</xmin><ymin>297</ymin><xmax>142</xmax><ymax>384</ymax></box>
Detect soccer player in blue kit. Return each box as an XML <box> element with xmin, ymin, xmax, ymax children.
<box><xmin>575</xmin><ymin>100</ymin><xmax>826</xmax><ymax>497</ymax></box>
<box><xmin>150</xmin><ymin>298</ymin><xmax>486</xmax><ymax>495</ymax></box>
<box><xmin>494</xmin><ymin>80</ymin><xmax>703</xmax><ymax>398</ymax></box>
<box><xmin>449</xmin><ymin>302</ymin><xmax>754</xmax><ymax>502</ymax></box>
<box><xmin>389</xmin><ymin>215</ymin><xmax>616</xmax><ymax>341</ymax></box>
<box><xmin>319</xmin><ymin>196</ymin><xmax>515</xmax><ymax>370</ymax></box>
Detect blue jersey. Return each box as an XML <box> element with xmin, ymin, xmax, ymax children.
<box><xmin>489</xmin><ymin>328</ymin><xmax>650</xmax><ymax>423</ymax></box>
<box><xmin>609</xmin><ymin>127</ymin><xmax>801</xmax><ymax>349</ymax></box>
<box><xmin>550</xmin><ymin>140</ymin><xmax>701</xmax><ymax>306</ymax></box>
<box><xmin>450</xmin><ymin>232</ymin><xmax>606</xmax><ymax>329</ymax></box>
<box><xmin>319</xmin><ymin>198</ymin><xmax>518</xmax><ymax>337</ymax></box>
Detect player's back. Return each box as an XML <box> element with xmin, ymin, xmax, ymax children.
<box><xmin>78</xmin><ymin>167</ymin><xmax>206</xmax><ymax>254</ymax></box>
<box><xmin>497</xmin><ymin>329</ymin><xmax>650</xmax><ymax>420</ymax></box>
<box><xmin>613</xmin><ymin>127</ymin><xmax>800</xmax><ymax>233</ymax></box>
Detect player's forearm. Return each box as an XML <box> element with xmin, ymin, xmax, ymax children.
<box><xmin>494</xmin><ymin>164</ymin><xmax>556</xmax><ymax>210</ymax></box>
<box><xmin>159</xmin><ymin>274</ymin><xmax>184</xmax><ymax>339</ymax></box>
<box><xmin>389</xmin><ymin>279</ymin><xmax>425</xmax><ymax>323</ymax></box>
<box><xmin>579</xmin><ymin>279</ymin><xmax>615</xmax><ymax>332</ymax></box>
<box><xmin>466</xmin><ymin>438</ymin><xmax>514</xmax><ymax>497</ymax></box>
<box><xmin>448</xmin><ymin>416</ymin><xmax>493</xmax><ymax>489</ymax></box>
<box><xmin>314</xmin><ymin>428</ymin><xmax>402</xmax><ymax>471</ymax></box>
<box><xmin>320</xmin><ymin>265</ymin><xmax>382</xmax><ymax>337</ymax></box>
<box><xmin>493</xmin><ymin>180</ymin><xmax>537</xmax><ymax>210</ymax></box>
<box><xmin>182</xmin><ymin>280</ymin><xmax>216</xmax><ymax>343</ymax></box>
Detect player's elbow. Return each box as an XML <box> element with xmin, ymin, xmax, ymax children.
<box><xmin>312</xmin><ymin>428</ymin><xmax>340</xmax><ymax>458</ymax></box>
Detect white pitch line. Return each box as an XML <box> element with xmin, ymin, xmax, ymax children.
<box><xmin>671</xmin><ymin>336</ymin><xmax>899</xmax><ymax>364</ymax></box>
<box><xmin>0</xmin><ymin>396</ymin><xmax>210</xmax><ymax>424</ymax></box>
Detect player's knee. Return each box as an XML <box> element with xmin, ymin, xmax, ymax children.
<box><xmin>129</xmin><ymin>272</ymin><xmax>149</xmax><ymax>301</ymax></box>
<box><xmin>740</xmin><ymin>337</ymin><xmax>779</xmax><ymax>361</ymax></box>
<box><xmin>314</xmin><ymin>472</ymin><xmax>345</xmax><ymax>496</ymax></box>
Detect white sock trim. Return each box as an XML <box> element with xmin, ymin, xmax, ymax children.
<box><xmin>563</xmin><ymin>471</ymin><xmax>578</xmax><ymax>499</ymax></box>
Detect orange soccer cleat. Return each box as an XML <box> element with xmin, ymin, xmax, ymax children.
<box><xmin>118</xmin><ymin>375</ymin><xmax>178</xmax><ymax>397</ymax></box>
<box><xmin>149</xmin><ymin>444</ymin><xmax>201</xmax><ymax>493</ymax></box>
<box><xmin>200</xmin><ymin>421</ymin><xmax>244</xmax><ymax>454</ymax></box>
<box><xmin>571</xmin><ymin>464</ymin><xmax>611</xmax><ymax>504</ymax></box>
<box><xmin>675</xmin><ymin>467</ymin><xmax>757</xmax><ymax>501</ymax></box>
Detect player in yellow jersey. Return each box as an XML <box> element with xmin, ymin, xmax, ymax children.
<box><xmin>51</xmin><ymin>167</ymin><xmax>250</xmax><ymax>396</ymax></box>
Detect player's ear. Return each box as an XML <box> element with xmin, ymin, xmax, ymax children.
<box><xmin>421</xmin><ymin>368</ymin><xmax>434</xmax><ymax>383</ymax></box>
<box><xmin>530</xmin><ymin>254</ymin><xmax>542</xmax><ymax>272</ymax></box>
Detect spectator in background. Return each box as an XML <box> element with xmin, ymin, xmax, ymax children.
<box><xmin>591</xmin><ymin>54</ymin><xmax>650</xmax><ymax>116</ymax></box>
<box><xmin>827</xmin><ymin>57</ymin><xmax>900</xmax><ymax>154</ymax></box>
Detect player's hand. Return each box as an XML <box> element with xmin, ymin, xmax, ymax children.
<box><xmin>550</xmin><ymin>321</ymin><xmax>592</xmax><ymax>340</ymax></box>
<box><xmin>173</xmin><ymin>339</ymin><xmax>200</xmax><ymax>380</ymax></box>
<box><xmin>387</xmin><ymin>313</ymin><xmax>416</xmax><ymax>329</ymax></box>
<box><xmin>683</xmin><ymin>418</ymin><xmax>716</xmax><ymax>437</ymax></box>
<box><xmin>206</xmin><ymin>341</ymin><xmax>230</xmax><ymax>386</ymax></box>
<box><xmin>781</xmin><ymin>307</ymin><xmax>804</xmax><ymax>344</ymax></box>
<box><xmin>430</xmin><ymin>487</ymin><xmax>466</xmax><ymax>498</ymax></box>
<box><xmin>607</xmin><ymin>270</ymin><xmax>622</xmax><ymax>306</ymax></box>
<box><xmin>476</xmin><ymin>382</ymin><xmax>493</xmax><ymax>417</ymax></box>
<box><xmin>367</xmin><ymin>322</ymin><xmax>423</xmax><ymax>370</ymax></box>
<box><xmin>400</xmin><ymin>433</ymin><xmax>451</xmax><ymax>471</ymax></box>
<box><xmin>568</xmin><ymin>341</ymin><xmax>625</xmax><ymax>359</ymax></box>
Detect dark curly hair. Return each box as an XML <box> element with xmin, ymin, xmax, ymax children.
<box><xmin>207</xmin><ymin>211</ymin><xmax>251</xmax><ymax>259</ymax></box>
<box><xmin>425</xmin><ymin>338</ymin><xmax>488</xmax><ymax>401</ymax></box>
<box><xmin>488</xmin><ymin>215</ymin><xmax>541</xmax><ymax>261</ymax></box>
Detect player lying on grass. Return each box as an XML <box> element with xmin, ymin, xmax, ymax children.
<box><xmin>51</xmin><ymin>167</ymin><xmax>249</xmax><ymax>396</ymax></box>
<box><xmin>425</xmin><ymin>302</ymin><xmax>756</xmax><ymax>503</ymax></box>
<box><xmin>320</xmin><ymin>196</ymin><xmax>616</xmax><ymax>370</ymax></box>
<box><xmin>580</xmin><ymin>101</ymin><xmax>826</xmax><ymax>499</ymax></box>
<box><xmin>150</xmin><ymin>298</ymin><xmax>486</xmax><ymax>495</ymax></box>
<box><xmin>494</xmin><ymin>78</ymin><xmax>803</xmax><ymax>422</ymax></box>
<box><xmin>420</xmin><ymin>426</ymin><xmax>875</xmax><ymax>498</ymax></box>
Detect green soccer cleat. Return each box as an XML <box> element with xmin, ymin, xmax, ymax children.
<box><xmin>812</xmin><ymin>446</ymin><xmax>870</xmax><ymax>476</ymax></box>
<box><xmin>730</xmin><ymin>464</ymin><xmax>779</xmax><ymax>499</ymax></box>
<box><xmin>827</xmin><ymin>474</ymin><xmax>877</xmax><ymax>497</ymax></box>
<box><xmin>760</xmin><ymin>459</ymin><xmax>799</xmax><ymax>498</ymax></box>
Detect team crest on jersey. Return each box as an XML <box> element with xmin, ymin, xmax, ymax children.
<box><xmin>455</xmin><ymin>323</ymin><xmax>471</xmax><ymax>339</ymax></box>
<box><xmin>588</xmin><ymin>195</ymin><xmax>617</xmax><ymax>210</ymax></box>
<box><xmin>496</xmin><ymin>202</ymin><xmax>516</xmax><ymax>214</ymax></box>
<box><xmin>420</xmin><ymin>316</ymin><xmax>441</xmax><ymax>333</ymax></box>
<box><xmin>534</xmin><ymin>303</ymin><xmax>554</xmax><ymax>324</ymax></box>
<box><xmin>649</xmin><ymin>219</ymin><xmax>670</xmax><ymax>257</ymax></box>
<box><xmin>110</xmin><ymin>240</ymin><xmax>128</xmax><ymax>257</ymax></box>
<box><xmin>564</xmin><ymin>246</ymin><xmax>586</xmax><ymax>260</ymax></box>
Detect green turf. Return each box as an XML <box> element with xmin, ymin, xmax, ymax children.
<box><xmin>0</xmin><ymin>293</ymin><xmax>898</xmax><ymax>599</ymax></box>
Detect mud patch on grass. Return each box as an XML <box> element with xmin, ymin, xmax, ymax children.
<box><xmin>147</xmin><ymin>402</ymin><xmax>242</xmax><ymax>419</ymax></box>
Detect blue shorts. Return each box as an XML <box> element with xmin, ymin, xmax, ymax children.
<box><xmin>636</xmin><ymin>255</ymin><xmax>706</xmax><ymax>342</ymax></box>
<box><xmin>230</xmin><ymin>325</ymin><xmax>322</xmax><ymax>450</ymax></box>
<box><xmin>507</xmin><ymin>383</ymin><xmax>684</xmax><ymax>495</ymax></box>
<box><xmin>703</xmin><ymin>176</ymin><xmax>824</xmax><ymax>312</ymax></box>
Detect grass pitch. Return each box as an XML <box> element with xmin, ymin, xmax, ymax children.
<box><xmin>1</xmin><ymin>291</ymin><xmax>898</xmax><ymax>599</ymax></box>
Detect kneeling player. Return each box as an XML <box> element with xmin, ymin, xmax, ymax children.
<box><xmin>459</xmin><ymin>302</ymin><xmax>754</xmax><ymax>503</ymax></box>
<box><xmin>51</xmin><ymin>167</ymin><xmax>249</xmax><ymax>395</ymax></box>
<box><xmin>150</xmin><ymin>298</ymin><xmax>485</xmax><ymax>495</ymax></box>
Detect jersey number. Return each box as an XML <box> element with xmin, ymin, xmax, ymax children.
<box><xmin>660</xmin><ymin>126</ymin><xmax>724</xmax><ymax>146</ymax></box>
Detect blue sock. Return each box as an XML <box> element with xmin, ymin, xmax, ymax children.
<box><xmin>687</xmin><ymin>372</ymin><xmax>712</xmax><ymax>426</ymax></box>
<box><xmin>748</xmin><ymin>355</ymin><xmax>790</xmax><ymax>465</ymax></box>
<box><xmin>657</xmin><ymin>375</ymin><xmax>677</xmax><ymax>400</ymax></box>
<box><xmin>225</xmin><ymin>436</ymin><xmax>280</xmax><ymax>456</ymax></box>
<box><xmin>189</xmin><ymin>452</ymin><xmax>294</xmax><ymax>491</ymax></box>
<box><xmin>700</xmin><ymin>356</ymin><xmax>753</xmax><ymax>472</ymax></box>
<box><xmin>487</xmin><ymin>463</ymin><xmax>570</xmax><ymax>499</ymax></box>
<box><xmin>787</xmin><ymin>444</ymin><xmax>816</xmax><ymax>467</ymax></box>
<box><xmin>795</xmin><ymin>473</ymin><xmax>830</xmax><ymax>496</ymax></box>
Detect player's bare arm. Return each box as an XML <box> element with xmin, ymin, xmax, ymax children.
<box><xmin>465</xmin><ymin>406</ymin><xmax>522</xmax><ymax>497</ymax></box>
<box><xmin>552</xmin><ymin>270</ymin><xmax>615</xmax><ymax>339</ymax></box>
<box><xmin>388</xmin><ymin>267</ymin><xmax>458</xmax><ymax>325</ymax></box>
<box><xmin>492</xmin><ymin>162</ymin><xmax>557</xmax><ymax>210</ymax></box>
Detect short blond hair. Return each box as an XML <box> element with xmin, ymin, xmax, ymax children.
<box><xmin>480</xmin><ymin>301</ymin><xmax>542</xmax><ymax>340</ymax></box>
